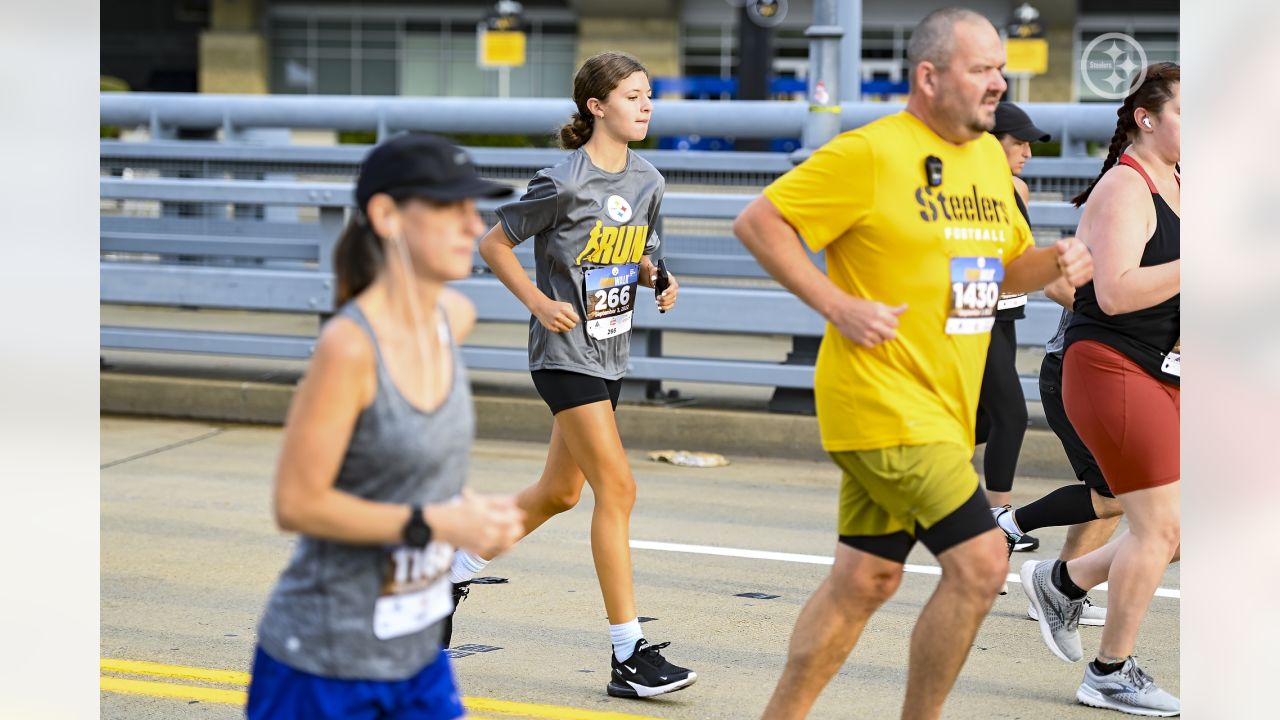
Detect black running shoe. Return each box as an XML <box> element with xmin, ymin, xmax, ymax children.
<box><xmin>606</xmin><ymin>639</ymin><xmax>697</xmax><ymax>698</ymax></box>
<box><xmin>992</xmin><ymin>506</ymin><xmax>1040</xmax><ymax>552</ymax></box>
<box><xmin>440</xmin><ymin>581</ymin><xmax>470</xmax><ymax>649</ymax></box>
<box><xmin>1012</xmin><ymin>534</ymin><xmax>1040</xmax><ymax>552</ymax></box>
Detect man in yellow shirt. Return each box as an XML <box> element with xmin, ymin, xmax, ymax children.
<box><xmin>733</xmin><ymin>8</ymin><xmax>1093</xmax><ymax>720</ymax></box>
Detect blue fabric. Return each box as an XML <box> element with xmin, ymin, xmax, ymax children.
<box><xmin>246</xmin><ymin>645</ymin><xmax>465</xmax><ymax>720</ymax></box>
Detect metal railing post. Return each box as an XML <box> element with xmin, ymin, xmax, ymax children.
<box><xmin>772</xmin><ymin>0</ymin><xmax>842</xmax><ymax>415</ymax></box>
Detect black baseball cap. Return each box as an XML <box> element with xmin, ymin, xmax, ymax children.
<box><xmin>992</xmin><ymin>102</ymin><xmax>1051</xmax><ymax>143</ymax></box>
<box><xmin>354</xmin><ymin>133</ymin><xmax>513</xmax><ymax>213</ymax></box>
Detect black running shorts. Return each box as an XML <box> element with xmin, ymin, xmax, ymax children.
<box><xmin>1038</xmin><ymin>351</ymin><xmax>1115</xmax><ymax>499</ymax></box>
<box><xmin>531</xmin><ymin>369</ymin><xmax>622</xmax><ymax>415</ymax></box>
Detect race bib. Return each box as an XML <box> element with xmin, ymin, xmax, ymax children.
<box><xmin>373</xmin><ymin>542</ymin><xmax>453</xmax><ymax>641</ymax></box>
<box><xmin>583</xmin><ymin>264</ymin><xmax>639</xmax><ymax>341</ymax></box>
<box><xmin>1161</xmin><ymin>351</ymin><xmax>1181</xmax><ymax>378</ymax></box>
<box><xmin>946</xmin><ymin>256</ymin><xmax>1003</xmax><ymax>334</ymax></box>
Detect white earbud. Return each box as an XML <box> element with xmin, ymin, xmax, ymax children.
<box><xmin>1142</xmin><ymin>117</ymin><xmax>1153</xmax><ymax>129</ymax></box>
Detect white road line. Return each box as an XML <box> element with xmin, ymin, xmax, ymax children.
<box><xmin>630</xmin><ymin>539</ymin><xmax>1181</xmax><ymax>600</ymax></box>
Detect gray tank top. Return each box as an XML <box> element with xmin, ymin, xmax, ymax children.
<box><xmin>257</xmin><ymin>303</ymin><xmax>473</xmax><ymax>680</ymax></box>
<box><xmin>1046</xmin><ymin>307</ymin><xmax>1071</xmax><ymax>355</ymax></box>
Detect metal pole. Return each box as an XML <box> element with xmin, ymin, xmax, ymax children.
<box><xmin>737</xmin><ymin>5</ymin><xmax>775</xmax><ymax>151</ymax></box>
<box><xmin>499</xmin><ymin>67</ymin><xmax>510</xmax><ymax>98</ymax></box>
<box><xmin>798</xmin><ymin>0</ymin><xmax>842</xmax><ymax>157</ymax></box>
<box><xmin>838</xmin><ymin>0</ymin><xmax>862</xmax><ymax>104</ymax></box>
<box><xmin>772</xmin><ymin>0</ymin><xmax>842</xmax><ymax>415</ymax></box>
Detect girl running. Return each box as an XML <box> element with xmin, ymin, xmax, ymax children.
<box><xmin>1021</xmin><ymin>63</ymin><xmax>1181</xmax><ymax>717</ymax></box>
<box><xmin>448</xmin><ymin>51</ymin><xmax>695</xmax><ymax>700</ymax></box>
<box><xmin>247</xmin><ymin>134</ymin><xmax>525</xmax><ymax>720</ymax></box>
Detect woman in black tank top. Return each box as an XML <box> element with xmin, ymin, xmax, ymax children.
<box><xmin>1018</xmin><ymin>64</ymin><xmax>1182</xmax><ymax>716</ymax></box>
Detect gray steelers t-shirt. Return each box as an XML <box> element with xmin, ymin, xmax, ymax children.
<box><xmin>495</xmin><ymin>147</ymin><xmax>663</xmax><ymax>380</ymax></box>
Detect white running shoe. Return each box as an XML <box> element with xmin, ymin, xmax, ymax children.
<box><xmin>1077</xmin><ymin>657</ymin><xmax>1180</xmax><ymax>716</ymax></box>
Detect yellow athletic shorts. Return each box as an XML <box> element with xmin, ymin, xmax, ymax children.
<box><xmin>831</xmin><ymin>443</ymin><xmax>981</xmax><ymax>538</ymax></box>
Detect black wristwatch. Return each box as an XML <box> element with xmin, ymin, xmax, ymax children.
<box><xmin>403</xmin><ymin>505</ymin><xmax>432</xmax><ymax>548</ymax></box>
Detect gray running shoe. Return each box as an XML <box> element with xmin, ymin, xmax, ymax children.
<box><xmin>1020</xmin><ymin>559</ymin><xmax>1084</xmax><ymax>662</ymax></box>
<box><xmin>1029</xmin><ymin>594</ymin><xmax>1107</xmax><ymax>626</ymax></box>
<box><xmin>1077</xmin><ymin>657</ymin><xmax>1180</xmax><ymax>716</ymax></box>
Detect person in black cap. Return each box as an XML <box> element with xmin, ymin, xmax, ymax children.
<box><xmin>246</xmin><ymin>133</ymin><xmax>525</xmax><ymax>720</ymax></box>
<box><xmin>977</xmin><ymin>102</ymin><xmax>1050</xmax><ymax>556</ymax></box>
<box><xmin>989</xmin><ymin>104</ymin><xmax>1125</xmax><ymax>625</ymax></box>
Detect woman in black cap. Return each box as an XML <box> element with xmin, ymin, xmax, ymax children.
<box><xmin>991</xmin><ymin>103</ymin><xmax>1124</xmax><ymax>626</ymax></box>
<box><xmin>979</xmin><ymin>101</ymin><xmax>1050</xmax><ymax>547</ymax></box>
<box><xmin>246</xmin><ymin>133</ymin><xmax>525</xmax><ymax>720</ymax></box>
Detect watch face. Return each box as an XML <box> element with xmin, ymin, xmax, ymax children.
<box><xmin>405</xmin><ymin>508</ymin><xmax>431</xmax><ymax>547</ymax></box>
<box><xmin>406</xmin><ymin>524</ymin><xmax>430</xmax><ymax>547</ymax></box>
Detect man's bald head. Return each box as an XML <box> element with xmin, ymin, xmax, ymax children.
<box><xmin>907</xmin><ymin>7</ymin><xmax>994</xmax><ymax>83</ymax></box>
<box><xmin>903</xmin><ymin>7</ymin><xmax>1007</xmax><ymax>142</ymax></box>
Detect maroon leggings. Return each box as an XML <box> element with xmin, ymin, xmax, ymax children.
<box><xmin>1063</xmin><ymin>341</ymin><xmax>1179</xmax><ymax>495</ymax></box>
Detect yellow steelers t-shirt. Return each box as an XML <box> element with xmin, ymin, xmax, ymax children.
<box><xmin>763</xmin><ymin>111</ymin><xmax>1035</xmax><ymax>452</ymax></box>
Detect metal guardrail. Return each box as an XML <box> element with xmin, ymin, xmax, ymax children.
<box><xmin>99</xmin><ymin>137</ymin><xmax>1106</xmax><ymax>208</ymax></box>
<box><xmin>100</xmin><ymin>173</ymin><xmax>1066</xmax><ymax>404</ymax></box>
<box><xmin>99</xmin><ymin>90</ymin><xmax>1098</xmax><ymax>407</ymax></box>
<box><xmin>101</xmin><ymin>93</ymin><xmax>1121</xmax><ymax>150</ymax></box>
<box><xmin>99</xmin><ymin>177</ymin><xmax>1084</xmax><ymax>227</ymax></box>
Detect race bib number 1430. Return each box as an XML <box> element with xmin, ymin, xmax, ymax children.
<box><xmin>946</xmin><ymin>256</ymin><xmax>1003</xmax><ymax>335</ymax></box>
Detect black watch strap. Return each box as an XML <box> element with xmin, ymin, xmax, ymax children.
<box><xmin>403</xmin><ymin>504</ymin><xmax>432</xmax><ymax>548</ymax></box>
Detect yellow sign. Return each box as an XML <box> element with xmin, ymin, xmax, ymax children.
<box><xmin>479</xmin><ymin>29</ymin><xmax>526</xmax><ymax>68</ymax></box>
<box><xmin>1005</xmin><ymin>38</ymin><xmax>1048</xmax><ymax>75</ymax></box>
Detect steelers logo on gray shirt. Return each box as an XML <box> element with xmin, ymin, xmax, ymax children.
<box><xmin>496</xmin><ymin>148</ymin><xmax>664</xmax><ymax>381</ymax></box>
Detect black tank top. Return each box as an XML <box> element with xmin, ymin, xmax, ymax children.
<box><xmin>1065</xmin><ymin>154</ymin><xmax>1179</xmax><ymax>386</ymax></box>
<box><xmin>995</xmin><ymin>190</ymin><xmax>1031</xmax><ymax>322</ymax></box>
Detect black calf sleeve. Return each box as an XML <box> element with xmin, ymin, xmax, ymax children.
<box><xmin>1012</xmin><ymin>484</ymin><xmax>1098</xmax><ymax>534</ymax></box>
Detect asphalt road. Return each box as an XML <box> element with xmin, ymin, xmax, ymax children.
<box><xmin>101</xmin><ymin>417</ymin><xmax>1180</xmax><ymax>719</ymax></box>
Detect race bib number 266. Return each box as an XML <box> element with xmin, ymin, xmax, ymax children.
<box><xmin>946</xmin><ymin>256</ymin><xmax>1003</xmax><ymax>335</ymax></box>
<box><xmin>583</xmin><ymin>264</ymin><xmax>639</xmax><ymax>341</ymax></box>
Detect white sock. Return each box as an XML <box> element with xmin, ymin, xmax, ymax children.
<box><xmin>996</xmin><ymin>509</ymin><xmax>1024</xmax><ymax>537</ymax></box>
<box><xmin>610</xmin><ymin>619</ymin><xmax>644</xmax><ymax>662</ymax></box>
<box><xmin>448</xmin><ymin>550</ymin><xmax>489</xmax><ymax>585</ymax></box>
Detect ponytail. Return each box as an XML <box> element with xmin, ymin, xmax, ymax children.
<box><xmin>1071</xmin><ymin>62</ymin><xmax>1180</xmax><ymax>208</ymax></box>
<box><xmin>558</xmin><ymin>111</ymin><xmax>594</xmax><ymax>150</ymax></box>
<box><xmin>333</xmin><ymin>213</ymin><xmax>384</xmax><ymax>306</ymax></box>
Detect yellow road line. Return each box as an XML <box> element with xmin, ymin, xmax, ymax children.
<box><xmin>101</xmin><ymin>676</ymin><xmax>247</xmax><ymax>705</ymax></box>
<box><xmin>100</xmin><ymin>658</ymin><xmax>664</xmax><ymax>720</ymax></box>
<box><xmin>464</xmin><ymin>697</ymin><xmax>662</xmax><ymax>720</ymax></box>
<box><xmin>102</xmin><ymin>657</ymin><xmax>250</xmax><ymax>685</ymax></box>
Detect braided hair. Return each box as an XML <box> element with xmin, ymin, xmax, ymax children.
<box><xmin>1071</xmin><ymin>62</ymin><xmax>1180</xmax><ymax>207</ymax></box>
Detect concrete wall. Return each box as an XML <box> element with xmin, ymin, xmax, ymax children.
<box><xmin>199</xmin><ymin>0</ymin><xmax>268</xmax><ymax>94</ymax></box>
<box><xmin>1029</xmin><ymin>25</ymin><xmax>1076</xmax><ymax>102</ymax></box>
<box><xmin>199</xmin><ymin>32</ymin><xmax>269</xmax><ymax>94</ymax></box>
<box><xmin>575</xmin><ymin>18</ymin><xmax>681</xmax><ymax>78</ymax></box>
